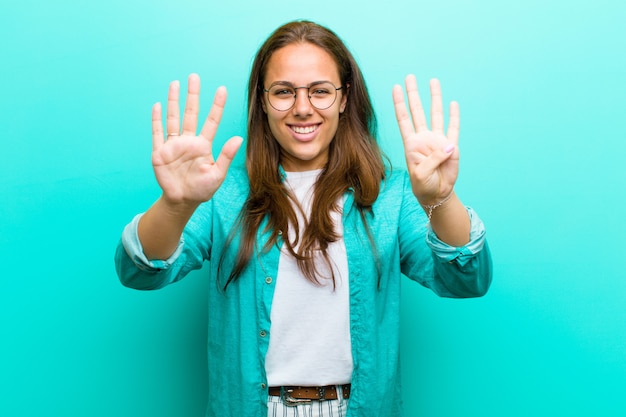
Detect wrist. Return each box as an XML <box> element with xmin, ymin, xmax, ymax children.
<box><xmin>158</xmin><ymin>195</ymin><xmax>199</xmax><ymax>220</ymax></box>
<box><xmin>420</xmin><ymin>191</ymin><xmax>454</xmax><ymax>221</ymax></box>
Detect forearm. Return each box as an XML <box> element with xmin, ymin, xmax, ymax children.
<box><xmin>138</xmin><ymin>196</ymin><xmax>199</xmax><ymax>260</ymax></box>
<box><xmin>424</xmin><ymin>192</ymin><xmax>470</xmax><ymax>247</ymax></box>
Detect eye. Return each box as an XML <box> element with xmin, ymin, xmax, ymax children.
<box><xmin>310</xmin><ymin>87</ymin><xmax>331</xmax><ymax>96</ymax></box>
<box><xmin>270</xmin><ymin>86</ymin><xmax>295</xmax><ymax>96</ymax></box>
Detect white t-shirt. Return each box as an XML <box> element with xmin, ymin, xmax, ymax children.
<box><xmin>264</xmin><ymin>170</ymin><xmax>353</xmax><ymax>386</ymax></box>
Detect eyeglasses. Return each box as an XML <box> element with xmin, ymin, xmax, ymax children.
<box><xmin>263</xmin><ymin>81</ymin><xmax>343</xmax><ymax>112</ymax></box>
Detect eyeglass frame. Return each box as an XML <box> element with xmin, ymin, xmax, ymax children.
<box><xmin>262</xmin><ymin>81</ymin><xmax>344</xmax><ymax>112</ymax></box>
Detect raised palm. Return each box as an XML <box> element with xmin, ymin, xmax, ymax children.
<box><xmin>151</xmin><ymin>74</ymin><xmax>242</xmax><ymax>206</ymax></box>
<box><xmin>392</xmin><ymin>75</ymin><xmax>460</xmax><ymax>206</ymax></box>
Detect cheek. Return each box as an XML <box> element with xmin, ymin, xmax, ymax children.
<box><xmin>266</xmin><ymin>114</ymin><xmax>283</xmax><ymax>139</ymax></box>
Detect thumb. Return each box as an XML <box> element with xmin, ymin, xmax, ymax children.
<box><xmin>215</xmin><ymin>136</ymin><xmax>244</xmax><ymax>173</ymax></box>
<box><xmin>419</xmin><ymin>143</ymin><xmax>456</xmax><ymax>173</ymax></box>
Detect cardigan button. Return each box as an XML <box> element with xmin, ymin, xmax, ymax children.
<box><xmin>260</xmin><ymin>330</ymin><xmax>267</xmax><ymax>337</ymax></box>
<box><xmin>265</xmin><ymin>277</ymin><xmax>273</xmax><ymax>284</ymax></box>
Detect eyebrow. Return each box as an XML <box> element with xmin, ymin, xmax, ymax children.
<box><xmin>267</xmin><ymin>80</ymin><xmax>334</xmax><ymax>88</ymax></box>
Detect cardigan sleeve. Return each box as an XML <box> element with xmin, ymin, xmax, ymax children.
<box><xmin>426</xmin><ymin>207</ymin><xmax>487</xmax><ymax>267</ymax></box>
<box><xmin>114</xmin><ymin>201</ymin><xmax>213</xmax><ymax>291</ymax></box>
<box><xmin>398</xmin><ymin>171</ymin><xmax>493</xmax><ymax>298</ymax></box>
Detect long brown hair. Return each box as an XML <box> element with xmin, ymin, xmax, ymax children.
<box><xmin>221</xmin><ymin>20</ymin><xmax>386</xmax><ymax>289</ymax></box>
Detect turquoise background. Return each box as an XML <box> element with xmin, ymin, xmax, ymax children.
<box><xmin>1</xmin><ymin>0</ymin><xmax>625</xmax><ymax>415</ymax></box>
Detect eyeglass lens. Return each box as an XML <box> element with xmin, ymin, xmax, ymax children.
<box><xmin>266</xmin><ymin>82</ymin><xmax>339</xmax><ymax>111</ymax></box>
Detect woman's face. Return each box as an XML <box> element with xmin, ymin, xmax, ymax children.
<box><xmin>262</xmin><ymin>42</ymin><xmax>347</xmax><ymax>172</ymax></box>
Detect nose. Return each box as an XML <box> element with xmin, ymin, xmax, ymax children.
<box><xmin>293</xmin><ymin>87</ymin><xmax>313</xmax><ymax>116</ymax></box>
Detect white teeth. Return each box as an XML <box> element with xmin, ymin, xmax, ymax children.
<box><xmin>292</xmin><ymin>125</ymin><xmax>316</xmax><ymax>134</ymax></box>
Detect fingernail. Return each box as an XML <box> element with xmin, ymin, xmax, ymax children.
<box><xmin>444</xmin><ymin>144</ymin><xmax>455</xmax><ymax>153</ymax></box>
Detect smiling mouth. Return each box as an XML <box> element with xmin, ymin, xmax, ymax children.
<box><xmin>290</xmin><ymin>125</ymin><xmax>319</xmax><ymax>134</ymax></box>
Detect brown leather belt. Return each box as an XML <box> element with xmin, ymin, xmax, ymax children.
<box><xmin>268</xmin><ymin>384</ymin><xmax>351</xmax><ymax>401</ymax></box>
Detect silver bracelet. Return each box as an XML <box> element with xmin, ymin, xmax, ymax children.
<box><xmin>423</xmin><ymin>193</ymin><xmax>453</xmax><ymax>221</ymax></box>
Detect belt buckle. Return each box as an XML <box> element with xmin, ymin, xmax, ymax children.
<box><xmin>282</xmin><ymin>388</ymin><xmax>312</xmax><ymax>407</ymax></box>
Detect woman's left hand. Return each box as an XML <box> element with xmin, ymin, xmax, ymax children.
<box><xmin>392</xmin><ymin>75</ymin><xmax>460</xmax><ymax>206</ymax></box>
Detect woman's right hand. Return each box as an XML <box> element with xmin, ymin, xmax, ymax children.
<box><xmin>151</xmin><ymin>73</ymin><xmax>243</xmax><ymax>208</ymax></box>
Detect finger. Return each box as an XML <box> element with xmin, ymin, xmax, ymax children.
<box><xmin>447</xmin><ymin>101</ymin><xmax>460</xmax><ymax>145</ymax></box>
<box><xmin>430</xmin><ymin>79</ymin><xmax>444</xmax><ymax>135</ymax></box>
<box><xmin>182</xmin><ymin>73</ymin><xmax>201</xmax><ymax>136</ymax></box>
<box><xmin>199</xmin><ymin>86</ymin><xmax>228</xmax><ymax>142</ymax></box>
<box><xmin>215</xmin><ymin>136</ymin><xmax>244</xmax><ymax>173</ymax></box>
<box><xmin>392</xmin><ymin>84</ymin><xmax>416</xmax><ymax>142</ymax></box>
<box><xmin>405</xmin><ymin>150</ymin><xmax>428</xmax><ymax>166</ymax></box>
<box><xmin>166</xmin><ymin>80</ymin><xmax>180</xmax><ymax>136</ymax></box>
<box><xmin>152</xmin><ymin>102</ymin><xmax>164</xmax><ymax>150</ymax></box>
<box><xmin>405</xmin><ymin>74</ymin><xmax>428</xmax><ymax>132</ymax></box>
<box><xmin>409</xmin><ymin>132</ymin><xmax>439</xmax><ymax>155</ymax></box>
<box><xmin>417</xmin><ymin>146</ymin><xmax>454</xmax><ymax>177</ymax></box>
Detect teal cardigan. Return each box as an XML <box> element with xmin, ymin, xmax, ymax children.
<box><xmin>115</xmin><ymin>167</ymin><xmax>492</xmax><ymax>417</ymax></box>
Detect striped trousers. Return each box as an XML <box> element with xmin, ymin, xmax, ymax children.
<box><xmin>267</xmin><ymin>386</ymin><xmax>349</xmax><ymax>417</ymax></box>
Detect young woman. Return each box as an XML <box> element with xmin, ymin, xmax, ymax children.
<box><xmin>115</xmin><ymin>20</ymin><xmax>492</xmax><ymax>417</ymax></box>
